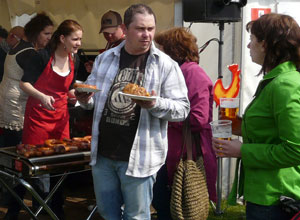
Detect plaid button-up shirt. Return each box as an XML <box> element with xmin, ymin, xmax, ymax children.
<box><xmin>84</xmin><ymin>41</ymin><xmax>190</xmax><ymax>177</ymax></box>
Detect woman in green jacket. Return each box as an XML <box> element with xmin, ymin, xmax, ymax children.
<box><xmin>212</xmin><ymin>13</ymin><xmax>300</xmax><ymax>220</ymax></box>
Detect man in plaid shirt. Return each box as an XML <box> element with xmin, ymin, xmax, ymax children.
<box><xmin>76</xmin><ymin>4</ymin><xmax>190</xmax><ymax>220</ymax></box>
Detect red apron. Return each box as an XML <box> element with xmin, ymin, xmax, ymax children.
<box><xmin>22</xmin><ymin>54</ymin><xmax>74</xmax><ymax>145</ymax></box>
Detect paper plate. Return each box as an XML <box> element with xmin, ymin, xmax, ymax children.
<box><xmin>118</xmin><ymin>92</ymin><xmax>157</xmax><ymax>101</ymax></box>
<box><xmin>75</xmin><ymin>87</ymin><xmax>100</xmax><ymax>93</ymax></box>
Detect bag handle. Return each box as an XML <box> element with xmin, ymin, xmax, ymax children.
<box><xmin>193</xmin><ymin>132</ymin><xmax>203</xmax><ymax>158</ymax></box>
<box><xmin>180</xmin><ymin>115</ymin><xmax>193</xmax><ymax>160</ymax></box>
<box><xmin>180</xmin><ymin>114</ymin><xmax>204</xmax><ymax>160</ymax></box>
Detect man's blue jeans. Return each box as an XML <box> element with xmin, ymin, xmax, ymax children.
<box><xmin>92</xmin><ymin>155</ymin><xmax>156</xmax><ymax>220</ymax></box>
<box><xmin>246</xmin><ymin>201</ymin><xmax>290</xmax><ymax>220</ymax></box>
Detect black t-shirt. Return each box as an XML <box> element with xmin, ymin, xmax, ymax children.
<box><xmin>21</xmin><ymin>46</ymin><xmax>80</xmax><ymax>88</ymax></box>
<box><xmin>98</xmin><ymin>47</ymin><xmax>150</xmax><ymax>161</ymax></box>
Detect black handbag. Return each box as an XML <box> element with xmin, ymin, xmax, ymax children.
<box><xmin>280</xmin><ymin>195</ymin><xmax>300</xmax><ymax>218</ymax></box>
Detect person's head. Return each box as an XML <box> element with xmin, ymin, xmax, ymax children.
<box><xmin>99</xmin><ymin>10</ymin><xmax>124</xmax><ymax>44</ymax></box>
<box><xmin>5</xmin><ymin>26</ymin><xmax>24</xmax><ymax>48</ymax></box>
<box><xmin>154</xmin><ymin>27</ymin><xmax>199</xmax><ymax>65</ymax></box>
<box><xmin>123</xmin><ymin>4</ymin><xmax>156</xmax><ymax>55</ymax></box>
<box><xmin>49</xmin><ymin>19</ymin><xmax>83</xmax><ymax>54</ymax></box>
<box><xmin>24</xmin><ymin>12</ymin><xmax>54</xmax><ymax>49</ymax></box>
<box><xmin>246</xmin><ymin>13</ymin><xmax>300</xmax><ymax>74</ymax></box>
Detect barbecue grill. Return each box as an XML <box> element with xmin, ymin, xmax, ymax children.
<box><xmin>0</xmin><ymin>146</ymin><xmax>95</xmax><ymax>220</ymax></box>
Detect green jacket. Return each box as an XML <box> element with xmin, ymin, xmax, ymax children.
<box><xmin>229</xmin><ymin>61</ymin><xmax>300</xmax><ymax>206</ymax></box>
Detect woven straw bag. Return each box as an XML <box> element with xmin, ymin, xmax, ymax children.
<box><xmin>170</xmin><ymin>117</ymin><xmax>209</xmax><ymax>220</ymax></box>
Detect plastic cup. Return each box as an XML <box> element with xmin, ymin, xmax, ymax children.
<box><xmin>210</xmin><ymin>120</ymin><xmax>232</xmax><ymax>156</ymax></box>
<box><xmin>219</xmin><ymin>98</ymin><xmax>239</xmax><ymax>131</ymax></box>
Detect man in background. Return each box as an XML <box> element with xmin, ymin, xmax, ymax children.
<box><xmin>0</xmin><ymin>26</ymin><xmax>24</xmax><ymax>82</ymax></box>
<box><xmin>99</xmin><ymin>10</ymin><xmax>125</xmax><ymax>51</ymax></box>
<box><xmin>84</xmin><ymin>10</ymin><xmax>125</xmax><ymax>73</ymax></box>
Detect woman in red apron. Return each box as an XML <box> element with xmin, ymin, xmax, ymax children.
<box><xmin>20</xmin><ymin>19</ymin><xmax>83</xmax><ymax>219</ymax></box>
<box><xmin>21</xmin><ymin>20</ymin><xmax>82</xmax><ymax>144</ymax></box>
<box><xmin>22</xmin><ymin>53</ymin><xmax>74</xmax><ymax>144</ymax></box>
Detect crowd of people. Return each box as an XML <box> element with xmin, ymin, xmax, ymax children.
<box><xmin>0</xmin><ymin>3</ymin><xmax>300</xmax><ymax>220</ymax></box>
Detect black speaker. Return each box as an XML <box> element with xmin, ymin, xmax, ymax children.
<box><xmin>183</xmin><ymin>0</ymin><xmax>247</xmax><ymax>23</ymax></box>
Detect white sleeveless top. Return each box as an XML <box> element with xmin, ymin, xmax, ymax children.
<box><xmin>0</xmin><ymin>47</ymin><xmax>35</xmax><ymax>131</ymax></box>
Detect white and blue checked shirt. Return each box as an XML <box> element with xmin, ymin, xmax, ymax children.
<box><xmin>83</xmin><ymin>41</ymin><xmax>190</xmax><ymax>178</ymax></box>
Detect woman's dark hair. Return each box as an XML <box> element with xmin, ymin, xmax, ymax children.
<box><xmin>124</xmin><ymin>4</ymin><xmax>156</xmax><ymax>28</ymax></box>
<box><xmin>24</xmin><ymin>12</ymin><xmax>53</xmax><ymax>44</ymax></box>
<box><xmin>155</xmin><ymin>27</ymin><xmax>199</xmax><ymax>64</ymax></box>
<box><xmin>247</xmin><ymin>13</ymin><xmax>300</xmax><ymax>74</ymax></box>
<box><xmin>48</xmin><ymin>19</ymin><xmax>83</xmax><ymax>54</ymax></box>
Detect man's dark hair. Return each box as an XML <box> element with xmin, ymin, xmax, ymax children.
<box><xmin>124</xmin><ymin>4</ymin><xmax>156</xmax><ymax>28</ymax></box>
<box><xmin>0</xmin><ymin>26</ymin><xmax>8</xmax><ymax>39</ymax></box>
